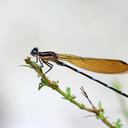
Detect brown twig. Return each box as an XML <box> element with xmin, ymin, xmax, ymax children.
<box><xmin>80</xmin><ymin>86</ymin><xmax>95</xmax><ymax>109</ymax></box>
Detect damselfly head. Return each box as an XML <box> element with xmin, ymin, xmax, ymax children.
<box><xmin>30</xmin><ymin>47</ymin><xmax>39</xmax><ymax>56</ymax></box>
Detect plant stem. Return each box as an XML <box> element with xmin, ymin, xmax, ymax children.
<box><xmin>24</xmin><ymin>57</ymin><xmax>116</xmax><ymax>128</ymax></box>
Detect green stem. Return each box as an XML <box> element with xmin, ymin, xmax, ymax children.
<box><xmin>24</xmin><ymin>57</ymin><xmax>115</xmax><ymax>128</ymax></box>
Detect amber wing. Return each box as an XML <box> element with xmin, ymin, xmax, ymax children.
<box><xmin>58</xmin><ymin>54</ymin><xmax>128</xmax><ymax>74</ymax></box>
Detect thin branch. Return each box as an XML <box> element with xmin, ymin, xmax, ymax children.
<box><xmin>80</xmin><ymin>86</ymin><xmax>95</xmax><ymax>109</ymax></box>
<box><xmin>24</xmin><ymin>57</ymin><xmax>117</xmax><ymax>128</ymax></box>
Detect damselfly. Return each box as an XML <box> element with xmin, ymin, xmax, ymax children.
<box><xmin>30</xmin><ymin>47</ymin><xmax>128</xmax><ymax>98</ymax></box>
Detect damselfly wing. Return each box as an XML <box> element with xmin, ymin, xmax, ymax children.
<box><xmin>57</xmin><ymin>54</ymin><xmax>128</xmax><ymax>74</ymax></box>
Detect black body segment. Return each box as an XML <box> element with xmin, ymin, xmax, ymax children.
<box><xmin>56</xmin><ymin>60</ymin><xmax>128</xmax><ymax>98</ymax></box>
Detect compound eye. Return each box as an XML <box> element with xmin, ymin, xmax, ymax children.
<box><xmin>33</xmin><ymin>47</ymin><xmax>38</xmax><ymax>51</ymax></box>
<box><xmin>31</xmin><ymin>47</ymin><xmax>38</xmax><ymax>56</ymax></box>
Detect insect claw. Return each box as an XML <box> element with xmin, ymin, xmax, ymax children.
<box><xmin>39</xmin><ymin>64</ymin><xmax>44</xmax><ymax>68</ymax></box>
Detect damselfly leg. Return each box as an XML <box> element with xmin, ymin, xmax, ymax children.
<box><xmin>43</xmin><ymin>61</ymin><xmax>53</xmax><ymax>74</ymax></box>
